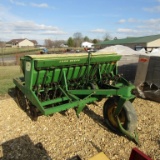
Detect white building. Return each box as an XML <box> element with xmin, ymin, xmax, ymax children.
<box><xmin>6</xmin><ymin>38</ymin><xmax>37</xmax><ymax>48</ymax></box>
<box><xmin>60</xmin><ymin>44</ymin><xmax>68</xmax><ymax>48</ymax></box>
<box><xmin>81</xmin><ymin>41</ymin><xmax>94</xmax><ymax>48</ymax></box>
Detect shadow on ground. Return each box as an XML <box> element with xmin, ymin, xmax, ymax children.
<box><xmin>0</xmin><ymin>135</ymin><xmax>52</xmax><ymax>160</ymax></box>
<box><xmin>82</xmin><ymin>106</ymin><xmax>124</xmax><ymax>137</ymax></box>
<box><xmin>82</xmin><ymin>106</ymin><xmax>110</xmax><ymax>132</ymax></box>
<box><xmin>8</xmin><ymin>87</ymin><xmax>15</xmax><ymax>99</ymax></box>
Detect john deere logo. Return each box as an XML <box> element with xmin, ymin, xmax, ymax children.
<box><xmin>59</xmin><ymin>59</ymin><xmax>80</xmax><ymax>63</ymax></box>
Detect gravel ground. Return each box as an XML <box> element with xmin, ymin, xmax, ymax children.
<box><xmin>0</xmin><ymin>96</ymin><xmax>159</xmax><ymax>160</ymax></box>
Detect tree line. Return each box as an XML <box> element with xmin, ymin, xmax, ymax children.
<box><xmin>44</xmin><ymin>32</ymin><xmax>111</xmax><ymax>48</ymax></box>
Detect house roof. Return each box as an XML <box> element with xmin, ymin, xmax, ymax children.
<box><xmin>98</xmin><ymin>34</ymin><xmax>160</xmax><ymax>45</ymax></box>
<box><xmin>7</xmin><ymin>38</ymin><xmax>38</xmax><ymax>44</ymax></box>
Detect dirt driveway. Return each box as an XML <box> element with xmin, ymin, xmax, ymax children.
<box><xmin>0</xmin><ymin>96</ymin><xmax>159</xmax><ymax>160</ymax></box>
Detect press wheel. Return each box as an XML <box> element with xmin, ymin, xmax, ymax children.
<box><xmin>27</xmin><ymin>103</ymin><xmax>38</xmax><ymax>121</ymax></box>
<box><xmin>15</xmin><ymin>87</ymin><xmax>38</xmax><ymax>121</ymax></box>
<box><xmin>103</xmin><ymin>97</ymin><xmax>137</xmax><ymax>133</ymax></box>
<box><xmin>15</xmin><ymin>87</ymin><xmax>28</xmax><ymax>111</ymax></box>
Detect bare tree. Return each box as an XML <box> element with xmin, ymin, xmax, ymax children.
<box><xmin>44</xmin><ymin>39</ymin><xmax>67</xmax><ymax>48</ymax></box>
<box><xmin>103</xmin><ymin>33</ymin><xmax>112</xmax><ymax>41</ymax></box>
<box><xmin>53</xmin><ymin>40</ymin><xmax>66</xmax><ymax>48</ymax></box>
<box><xmin>44</xmin><ymin>39</ymin><xmax>53</xmax><ymax>48</ymax></box>
<box><xmin>73</xmin><ymin>32</ymin><xmax>83</xmax><ymax>47</ymax></box>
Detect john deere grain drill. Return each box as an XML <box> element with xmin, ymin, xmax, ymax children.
<box><xmin>13</xmin><ymin>52</ymin><xmax>138</xmax><ymax>143</ymax></box>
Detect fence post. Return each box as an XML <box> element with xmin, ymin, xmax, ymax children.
<box><xmin>15</xmin><ymin>54</ymin><xmax>19</xmax><ymax>65</ymax></box>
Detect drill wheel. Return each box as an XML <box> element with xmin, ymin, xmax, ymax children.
<box><xmin>15</xmin><ymin>87</ymin><xmax>28</xmax><ymax>112</ymax></box>
<box><xmin>103</xmin><ymin>97</ymin><xmax>137</xmax><ymax>133</ymax></box>
<box><xmin>15</xmin><ymin>87</ymin><xmax>38</xmax><ymax>121</ymax></box>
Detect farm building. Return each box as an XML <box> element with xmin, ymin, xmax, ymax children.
<box><xmin>81</xmin><ymin>41</ymin><xmax>94</xmax><ymax>48</ymax></box>
<box><xmin>6</xmin><ymin>38</ymin><xmax>37</xmax><ymax>48</ymax></box>
<box><xmin>97</xmin><ymin>34</ymin><xmax>160</xmax><ymax>52</ymax></box>
<box><xmin>60</xmin><ymin>44</ymin><xmax>68</xmax><ymax>48</ymax></box>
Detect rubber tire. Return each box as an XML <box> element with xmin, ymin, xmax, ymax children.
<box><xmin>103</xmin><ymin>97</ymin><xmax>137</xmax><ymax>133</ymax></box>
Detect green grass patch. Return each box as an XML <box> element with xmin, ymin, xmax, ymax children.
<box><xmin>0</xmin><ymin>66</ymin><xmax>23</xmax><ymax>95</ymax></box>
<box><xmin>0</xmin><ymin>47</ymin><xmax>41</xmax><ymax>55</ymax></box>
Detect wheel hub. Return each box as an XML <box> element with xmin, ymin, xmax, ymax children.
<box><xmin>107</xmin><ymin>105</ymin><xmax>126</xmax><ymax>128</ymax></box>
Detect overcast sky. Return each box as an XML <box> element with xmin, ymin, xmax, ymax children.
<box><xmin>0</xmin><ymin>0</ymin><xmax>160</xmax><ymax>44</ymax></box>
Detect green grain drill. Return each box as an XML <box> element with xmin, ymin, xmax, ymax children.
<box><xmin>13</xmin><ymin>52</ymin><xmax>138</xmax><ymax>144</ymax></box>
